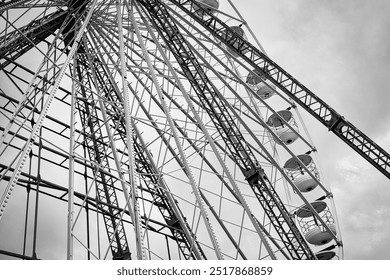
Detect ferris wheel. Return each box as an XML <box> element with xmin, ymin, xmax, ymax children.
<box><xmin>2</xmin><ymin>0</ymin><xmax>376</xmax><ymax>260</ymax></box>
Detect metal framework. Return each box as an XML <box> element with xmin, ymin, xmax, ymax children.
<box><xmin>0</xmin><ymin>0</ymin><xmax>385</xmax><ymax>260</ymax></box>
<box><xmin>137</xmin><ymin>0</ymin><xmax>314</xmax><ymax>260</ymax></box>
<box><xmin>168</xmin><ymin>0</ymin><xmax>390</xmax><ymax>180</ymax></box>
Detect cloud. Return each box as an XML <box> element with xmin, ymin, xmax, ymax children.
<box><xmin>331</xmin><ymin>153</ymin><xmax>390</xmax><ymax>259</ymax></box>
<box><xmin>252</xmin><ymin>0</ymin><xmax>390</xmax><ymax>134</ymax></box>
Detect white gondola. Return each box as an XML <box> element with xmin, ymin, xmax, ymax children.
<box><xmin>246</xmin><ymin>69</ymin><xmax>276</xmax><ymax>100</ymax></box>
<box><xmin>267</xmin><ymin>110</ymin><xmax>299</xmax><ymax>145</ymax></box>
<box><xmin>296</xmin><ymin>201</ymin><xmax>337</xmax><ymax>246</ymax></box>
<box><xmin>284</xmin><ymin>154</ymin><xmax>320</xmax><ymax>192</ymax></box>
<box><xmin>315</xmin><ymin>250</ymin><xmax>336</xmax><ymax>260</ymax></box>
<box><xmin>195</xmin><ymin>0</ymin><xmax>219</xmax><ymax>15</ymax></box>
<box><xmin>222</xmin><ymin>26</ymin><xmax>250</xmax><ymax>57</ymax></box>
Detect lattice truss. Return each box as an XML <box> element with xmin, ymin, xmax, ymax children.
<box><xmin>0</xmin><ymin>0</ymin><xmax>346</xmax><ymax>260</ymax></box>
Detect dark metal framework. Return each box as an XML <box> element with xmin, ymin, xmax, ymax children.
<box><xmin>167</xmin><ymin>0</ymin><xmax>390</xmax><ymax>180</ymax></box>
<box><xmin>73</xmin><ymin>47</ymin><xmax>132</xmax><ymax>260</ymax></box>
<box><xmin>0</xmin><ymin>0</ymin><xmax>386</xmax><ymax>260</ymax></box>
<box><xmin>137</xmin><ymin>0</ymin><xmax>315</xmax><ymax>260</ymax></box>
<box><xmin>75</xmin><ymin>36</ymin><xmax>205</xmax><ymax>260</ymax></box>
<box><xmin>1</xmin><ymin>0</ymin><xmax>204</xmax><ymax>259</ymax></box>
<box><xmin>0</xmin><ymin>10</ymin><xmax>67</xmax><ymax>69</ymax></box>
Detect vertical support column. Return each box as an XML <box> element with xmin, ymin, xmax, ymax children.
<box><xmin>67</xmin><ymin>54</ymin><xmax>78</xmax><ymax>260</ymax></box>
<box><xmin>116</xmin><ymin>0</ymin><xmax>145</xmax><ymax>260</ymax></box>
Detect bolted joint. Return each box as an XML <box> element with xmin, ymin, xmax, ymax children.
<box><xmin>327</xmin><ymin>113</ymin><xmax>345</xmax><ymax>133</ymax></box>
<box><xmin>244</xmin><ymin>165</ymin><xmax>265</xmax><ymax>185</ymax></box>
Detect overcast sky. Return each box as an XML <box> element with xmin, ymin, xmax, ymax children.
<box><xmin>235</xmin><ymin>0</ymin><xmax>390</xmax><ymax>259</ymax></box>
<box><xmin>1</xmin><ymin>0</ymin><xmax>389</xmax><ymax>261</ymax></box>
